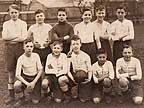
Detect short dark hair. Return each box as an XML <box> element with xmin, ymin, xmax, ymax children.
<box><xmin>123</xmin><ymin>44</ymin><xmax>133</xmax><ymax>51</ymax></box>
<box><xmin>57</xmin><ymin>8</ymin><xmax>67</xmax><ymax>14</ymax></box>
<box><xmin>9</xmin><ymin>4</ymin><xmax>20</xmax><ymax>11</ymax></box>
<box><xmin>71</xmin><ymin>35</ymin><xmax>81</xmax><ymax>43</ymax></box>
<box><xmin>24</xmin><ymin>38</ymin><xmax>34</xmax><ymax>45</ymax></box>
<box><xmin>95</xmin><ymin>5</ymin><xmax>105</xmax><ymax>12</ymax></box>
<box><xmin>82</xmin><ymin>8</ymin><xmax>92</xmax><ymax>15</ymax></box>
<box><xmin>116</xmin><ymin>5</ymin><xmax>127</xmax><ymax>12</ymax></box>
<box><xmin>97</xmin><ymin>48</ymin><xmax>107</xmax><ymax>56</ymax></box>
<box><xmin>35</xmin><ymin>9</ymin><xmax>44</xmax><ymax>15</ymax></box>
<box><xmin>52</xmin><ymin>41</ymin><xmax>63</xmax><ymax>48</ymax></box>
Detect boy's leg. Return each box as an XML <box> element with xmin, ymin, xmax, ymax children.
<box><xmin>58</xmin><ymin>75</ymin><xmax>70</xmax><ymax>103</ymax></box>
<box><xmin>5</xmin><ymin>44</ymin><xmax>16</xmax><ymax>104</ymax></box>
<box><xmin>117</xmin><ymin>77</ymin><xmax>129</xmax><ymax>103</ymax></box>
<box><xmin>92</xmin><ymin>82</ymin><xmax>102</xmax><ymax>104</ymax></box>
<box><xmin>74</xmin><ymin>70</ymin><xmax>92</xmax><ymax>102</ymax></box>
<box><xmin>103</xmin><ymin>78</ymin><xmax>113</xmax><ymax>104</ymax></box>
<box><xmin>32</xmin><ymin>77</ymin><xmax>42</xmax><ymax>104</ymax></box>
<box><xmin>131</xmin><ymin>80</ymin><xmax>143</xmax><ymax>104</ymax></box>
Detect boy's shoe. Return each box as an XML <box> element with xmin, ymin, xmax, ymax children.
<box><xmin>4</xmin><ymin>97</ymin><xmax>15</xmax><ymax>105</ymax></box>
<box><xmin>32</xmin><ymin>99</ymin><xmax>39</xmax><ymax>104</ymax></box>
<box><xmin>93</xmin><ymin>97</ymin><xmax>101</xmax><ymax>104</ymax></box>
<box><xmin>54</xmin><ymin>98</ymin><xmax>62</xmax><ymax>103</ymax></box>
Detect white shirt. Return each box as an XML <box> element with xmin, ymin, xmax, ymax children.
<box><xmin>2</xmin><ymin>19</ymin><xmax>27</xmax><ymax>42</ymax></box>
<box><xmin>69</xmin><ymin>51</ymin><xmax>91</xmax><ymax>73</ymax></box>
<box><xmin>74</xmin><ymin>21</ymin><xmax>95</xmax><ymax>43</ymax></box>
<box><xmin>110</xmin><ymin>19</ymin><xmax>134</xmax><ymax>41</ymax></box>
<box><xmin>116</xmin><ymin>57</ymin><xmax>142</xmax><ymax>80</ymax></box>
<box><xmin>92</xmin><ymin>20</ymin><xmax>111</xmax><ymax>40</ymax></box>
<box><xmin>45</xmin><ymin>53</ymin><xmax>68</xmax><ymax>77</ymax></box>
<box><xmin>92</xmin><ymin>61</ymin><xmax>114</xmax><ymax>80</ymax></box>
<box><xmin>28</xmin><ymin>23</ymin><xmax>52</xmax><ymax>48</ymax></box>
<box><xmin>16</xmin><ymin>53</ymin><xmax>43</xmax><ymax>76</ymax></box>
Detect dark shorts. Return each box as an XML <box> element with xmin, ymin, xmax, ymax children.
<box><xmin>81</xmin><ymin>42</ymin><xmax>97</xmax><ymax>64</ymax></box>
<box><xmin>6</xmin><ymin>42</ymin><xmax>24</xmax><ymax>72</ymax></box>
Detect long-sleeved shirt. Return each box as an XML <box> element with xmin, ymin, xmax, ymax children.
<box><xmin>74</xmin><ymin>21</ymin><xmax>96</xmax><ymax>43</ymax></box>
<box><xmin>49</xmin><ymin>21</ymin><xmax>74</xmax><ymax>44</ymax></box>
<box><xmin>45</xmin><ymin>53</ymin><xmax>68</xmax><ymax>77</ymax></box>
<box><xmin>116</xmin><ymin>57</ymin><xmax>142</xmax><ymax>80</ymax></box>
<box><xmin>110</xmin><ymin>19</ymin><xmax>134</xmax><ymax>41</ymax></box>
<box><xmin>16</xmin><ymin>53</ymin><xmax>43</xmax><ymax>77</ymax></box>
<box><xmin>92</xmin><ymin>20</ymin><xmax>111</xmax><ymax>40</ymax></box>
<box><xmin>92</xmin><ymin>61</ymin><xmax>114</xmax><ymax>80</ymax></box>
<box><xmin>28</xmin><ymin>23</ymin><xmax>52</xmax><ymax>48</ymax></box>
<box><xmin>69</xmin><ymin>51</ymin><xmax>91</xmax><ymax>73</ymax></box>
<box><xmin>2</xmin><ymin>19</ymin><xmax>27</xmax><ymax>43</ymax></box>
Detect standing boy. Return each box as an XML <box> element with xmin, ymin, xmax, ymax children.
<box><xmin>116</xmin><ymin>45</ymin><xmax>143</xmax><ymax>104</ymax></box>
<box><xmin>92</xmin><ymin>5</ymin><xmax>113</xmax><ymax>62</ymax></box>
<box><xmin>110</xmin><ymin>5</ymin><xmax>134</xmax><ymax>65</ymax></box>
<box><xmin>92</xmin><ymin>48</ymin><xmax>114</xmax><ymax>104</ymax></box>
<box><xmin>74</xmin><ymin>8</ymin><xmax>101</xmax><ymax>64</ymax></box>
<box><xmin>28</xmin><ymin>9</ymin><xmax>52</xmax><ymax>67</ymax></box>
<box><xmin>2</xmin><ymin>4</ymin><xmax>27</xmax><ymax>104</ymax></box>
<box><xmin>49</xmin><ymin>8</ymin><xmax>74</xmax><ymax>54</ymax></box>
<box><xmin>68</xmin><ymin>35</ymin><xmax>92</xmax><ymax>102</ymax></box>
<box><xmin>14</xmin><ymin>39</ymin><xmax>43</xmax><ymax>107</ymax></box>
<box><xmin>41</xmin><ymin>41</ymin><xmax>69</xmax><ymax>103</ymax></box>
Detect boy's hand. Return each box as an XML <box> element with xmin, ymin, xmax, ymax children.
<box><xmin>81</xmin><ymin>79</ymin><xmax>90</xmax><ymax>84</ymax></box>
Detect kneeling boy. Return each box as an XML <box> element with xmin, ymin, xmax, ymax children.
<box><xmin>116</xmin><ymin>45</ymin><xmax>143</xmax><ymax>104</ymax></box>
<box><xmin>92</xmin><ymin>48</ymin><xmax>114</xmax><ymax>104</ymax></box>
<box><xmin>14</xmin><ymin>39</ymin><xmax>43</xmax><ymax>106</ymax></box>
<box><xmin>42</xmin><ymin>41</ymin><xmax>69</xmax><ymax>103</ymax></box>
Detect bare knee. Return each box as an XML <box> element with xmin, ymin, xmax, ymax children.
<box><xmin>103</xmin><ymin>78</ymin><xmax>112</xmax><ymax>87</ymax></box>
<box><xmin>58</xmin><ymin>76</ymin><xmax>69</xmax><ymax>92</ymax></box>
<box><xmin>119</xmin><ymin>77</ymin><xmax>129</xmax><ymax>92</ymax></box>
<box><xmin>42</xmin><ymin>79</ymin><xmax>49</xmax><ymax>89</ymax></box>
<box><xmin>14</xmin><ymin>80</ymin><xmax>22</xmax><ymax>93</ymax></box>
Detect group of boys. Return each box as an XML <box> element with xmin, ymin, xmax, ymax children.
<box><xmin>2</xmin><ymin>3</ymin><xmax>143</xmax><ymax>107</ymax></box>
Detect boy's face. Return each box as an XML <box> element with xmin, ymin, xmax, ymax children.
<box><xmin>57</xmin><ymin>11</ymin><xmax>67</xmax><ymax>22</ymax></box>
<box><xmin>35</xmin><ymin>12</ymin><xmax>45</xmax><ymax>24</ymax></box>
<box><xmin>9</xmin><ymin>8</ymin><xmax>19</xmax><ymax>21</ymax></box>
<box><xmin>96</xmin><ymin>9</ymin><xmax>106</xmax><ymax>21</ymax></box>
<box><xmin>71</xmin><ymin>40</ymin><xmax>81</xmax><ymax>53</ymax></box>
<box><xmin>116</xmin><ymin>9</ymin><xmax>126</xmax><ymax>21</ymax></box>
<box><xmin>82</xmin><ymin>11</ymin><xmax>92</xmax><ymax>23</ymax></box>
<box><xmin>24</xmin><ymin>42</ymin><xmax>34</xmax><ymax>55</ymax></box>
<box><xmin>97</xmin><ymin>53</ymin><xmax>107</xmax><ymax>65</ymax></box>
<box><xmin>52</xmin><ymin>44</ymin><xmax>62</xmax><ymax>56</ymax></box>
<box><xmin>123</xmin><ymin>47</ymin><xmax>133</xmax><ymax>61</ymax></box>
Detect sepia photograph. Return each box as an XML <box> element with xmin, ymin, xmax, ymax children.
<box><xmin>0</xmin><ymin>0</ymin><xmax>144</xmax><ymax>108</ymax></box>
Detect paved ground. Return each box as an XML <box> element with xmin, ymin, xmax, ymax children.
<box><xmin>0</xmin><ymin>23</ymin><xmax>144</xmax><ymax>108</ymax></box>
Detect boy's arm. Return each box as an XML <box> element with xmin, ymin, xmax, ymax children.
<box><xmin>131</xmin><ymin>59</ymin><xmax>142</xmax><ymax>80</ymax></box>
<box><xmin>123</xmin><ymin>21</ymin><xmax>134</xmax><ymax>41</ymax></box>
<box><xmin>15</xmin><ymin>58</ymin><xmax>29</xmax><ymax>86</ymax></box>
<box><xmin>95</xmin><ymin>36</ymin><xmax>101</xmax><ymax>49</ymax></box>
<box><xmin>2</xmin><ymin>23</ymin><xmax>18</xmax><ymax>41</ymax></box>
<box><xmin>116</xmin><ymin>59</ymin><xmax>129</xmax><ymax>79</ymax></box>
<box><xmin>92</xmin><ymin>64</ymin><xmax>99</xmax><ymax>83</ymax></box>
<box><xmin>31</xmin><ymin>54</ymin><xmax>43</xmax><ymax>84</ymax></box>
<box><xmin>108</xmin><ymin>61</ymin><xmax>115</xmax><ymax>80</ymax></box>
<box><xmin>86</xmin><ymin>56</ymin><xmax>92</xmax><ymax>81</ymax></box>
